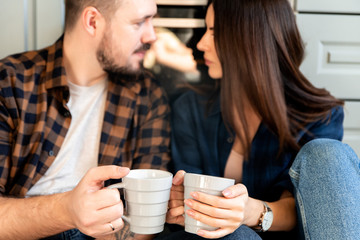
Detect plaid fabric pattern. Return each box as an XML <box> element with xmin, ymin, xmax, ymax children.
<box><xmin>0</xmin><ymin>37</ymin><xmax>171</xmax><ymax>197</ymax></box>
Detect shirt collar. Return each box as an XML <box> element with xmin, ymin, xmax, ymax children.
<box><xmin>44</xmin><ymin>35</ymin><xmax>68</xmax><ymax>91</ymax></box>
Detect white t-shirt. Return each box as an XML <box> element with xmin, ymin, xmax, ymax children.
<box><xmin>26</xmin><ymin>79</ymin><xmax>107</xmax><ymax>196</ymax></box>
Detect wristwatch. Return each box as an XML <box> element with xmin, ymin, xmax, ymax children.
<box><xmin>254</xmin><ymin>201</ymin><xmax>273</xmax><ymax>232</ymax></box>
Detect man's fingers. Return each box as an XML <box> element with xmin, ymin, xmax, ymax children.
<box><xmin>173</xmin><ymin>170</ymin><xmax>186</xmax><ymax>185</ymax></box>
<box><xmin>166</xmin><ymin>206</ymin><xmax>185</xmax><ymax>226</ymax></box>
<box><xmin>84</xmin><ymin>166</ymin><xmax>130</xmax><ymax>187</ymax></box>
<box><xmin>168</xmin><ymin>199</ymin><xmax>184</xmax><ymax>208</ymax></box>
<box><xmin>96</xmin><ymin>202</ymin><xmax>124</xmax><ymax>224</ymax></box>
<box><xmin>170</xmin><ymin>188</ymin><xmax>184</xmax><ymax>200</ymax></box>
<box><xmin>92</xmin><ymin>188</ymin><xmax>122</xmax><ymax>209</ymax></box>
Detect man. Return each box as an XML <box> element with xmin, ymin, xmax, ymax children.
<box><xmin>0</xmin><ymin>0</ymin><xmax>170</xmax><ymax>239</ymax></box>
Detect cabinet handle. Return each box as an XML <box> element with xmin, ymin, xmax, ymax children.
<box><xmin>328</xmin><ymin>51</ymin><xmax>360</xmax><ymax>64</ymax></box>
<box><xmin>153</xmin><ymin>18</ymin><xmax>205</xmax><ymax>28</ymax></box>
<box><xmin>155</xmin><ymin>0</ymin><xmax>207</xmax><ymax>6</ymax></box>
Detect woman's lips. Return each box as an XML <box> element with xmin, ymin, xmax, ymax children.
<box><xmin>204</xmin><ymin>58</ymin><xmax>212</xmax><ymax>65</ymax></box>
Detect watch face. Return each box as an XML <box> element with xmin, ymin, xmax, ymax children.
<box><xmin>262</xmin><ymin>212</ymin><xmax>274</xmax><ymax>231</ymax></box>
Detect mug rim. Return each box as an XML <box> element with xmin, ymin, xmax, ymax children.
<box><xmin>184</xmin><ymin>172</ymin><xmax>234</xmax><ymax>182</ymax></box>
<box><xmin>125</xmin><ymin>169</ymin><xmax>173</xmax><ymax>179</ymax></box>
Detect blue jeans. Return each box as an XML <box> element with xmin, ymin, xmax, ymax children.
<box><xmin>155</xmin><ymin>225</ymin><xmax>261</xmax><ymax>240</ymax></box>
<box><xmin>290</xmin><ymin>139</ymin><xmax>360</xmax><ymax>240</ymax></box>
<box><xmin>41</xmin><ymin>229</ymin><xmax>93</xmax><ymax>240</ymax></box>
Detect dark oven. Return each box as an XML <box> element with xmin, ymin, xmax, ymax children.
<box><xmin>144</xmin><ymin>0</ymin><xmax>211</xmax><ymax>103</ymax></box>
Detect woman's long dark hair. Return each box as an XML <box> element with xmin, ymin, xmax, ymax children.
<box><xmin>211</xmin><ymin>0</ymin><xmax>343</xmax><ymax>157</ymax></box>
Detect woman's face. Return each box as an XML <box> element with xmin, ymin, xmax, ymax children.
<box><xmin>197</xmin><ymin>4</ymin><xmax>223</xmax><ymax>79</ymax></box>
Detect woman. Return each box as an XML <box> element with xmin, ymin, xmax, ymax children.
<box><xmin>164</xmin><ymin>0</ymin><xmax>344</xmax><ymax>239</ymax></box>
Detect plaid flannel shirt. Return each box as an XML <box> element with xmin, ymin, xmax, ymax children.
<box><xmin>0</xmin><ymin>37</ymin><xmax>171</xmax><ymax>197</ymax></box>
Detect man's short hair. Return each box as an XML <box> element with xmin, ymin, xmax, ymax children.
<box><xmin>65</xmin><ymin>0</ymin><xmax>122</xmax><ymax>31</ymax></box>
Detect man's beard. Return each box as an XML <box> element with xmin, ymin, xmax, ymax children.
<box><xmin>96</xmin><ymin>34</ymin><xmax>150</xmax><ymax>78</ymax></box>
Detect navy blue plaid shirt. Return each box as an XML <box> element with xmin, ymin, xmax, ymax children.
<box><xmin>171</xmin><ymin>90</ymin><xmax>344</xmax><ymax>201</ymax></box>
<box><xmin>0</xmin><ymin>37</ymin><xmax>170</xmax><ymax>197</ymax></box>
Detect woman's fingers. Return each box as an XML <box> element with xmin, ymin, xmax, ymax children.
<box><xmin>181</xmin><ymin>183</ymin><xmax>250</xmax><ymax>239</ymax></box>
<box><xmin>188</xmin><ymin>188</ymin><xmax>246</xmax><ymax>210</ymax></box>
<box><xmin>184</xmin><ymin>198</ymin><xmax>243</xmax><ymax>221</ymax></box>
<box><xmin>222</xmin><ymin>184</ymin><xmax>248</xmax><ymax>199</ymax></box>
<box><xmin>185</xmin><ymin>207</ymin><xmax>239</xmax><ymax>230</ymax></box>
<box><xmin>197</xmin><ymin>228</ymin><xmax>233</xmax><ymax>239</ymax></box>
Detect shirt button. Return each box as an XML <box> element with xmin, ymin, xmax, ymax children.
<box><xmin>49</xmin><ymin>150</ymin><xmax>54</xmax><ymax>156</ymax></box>
<box><xmin>227</xmin><ymin>137</ymin><xmax>233</xmax><ymax>143</ymax></box>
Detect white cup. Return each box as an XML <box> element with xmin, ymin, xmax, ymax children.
<box><xmin>184</xmin><ymin>173</ymin><xmax>235</xmax><ymax>234</ymax></box>
<box><xmin>108</xmin><ymin>169</ymin><xmax>173</xmax><ymax>234</ymax></box>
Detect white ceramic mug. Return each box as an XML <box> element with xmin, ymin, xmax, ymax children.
<box><xmin>108</xmin><ymin>169</ymin><xmax>173</xmax><ymax>234</ymax></box>
<box><xmin>184</xmin><ymin>173</ymin><xmax>235</xmax><ymax>234</ymax></box>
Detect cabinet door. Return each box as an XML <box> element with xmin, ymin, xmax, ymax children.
<box><xmin>35</xmin><ymin>0</ymin><xmax>64</xmax><ymax>49</ymax></box>
<box><xmin>343</xmin><ymin>101</ymin><xmax>360</xmax><ymax>157</ymax></box>
<box><xmin>296</xmin><ymin>0</ymin><xmax>360</xmax><ymax>14</ymax></box>
<box><xmin>297</xmin><ymin>14</ymin><xmax>360</xmax><ymax>100</ymax></box>
<box><xmin>0</xmin><ymin>0</ymin><xmax>26</xmax><ymax>58</ymax></box>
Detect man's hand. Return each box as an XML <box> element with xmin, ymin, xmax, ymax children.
<box><xmin>65</xmin><ymin>166</ymin><xmax>130</xmax><ymax>238</ymax></box>
<box><xmin>166</xmin><ymin>170</ymin><xmax>186</xmax><ymax>226</ymax></box>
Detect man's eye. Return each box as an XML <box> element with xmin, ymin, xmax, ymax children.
<box><xmin>136</xmin><ymin>21</ymin><xmax>145</xmax><ymax>27</ymax></box>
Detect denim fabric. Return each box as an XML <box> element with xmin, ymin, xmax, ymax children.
<box><xmin>155</xmin><ymin>225</ymin><xmax>261</xmax><ymax>240</ymax></box>
<box><xmin>41</xmin><ymin>229</ymin><xmax>93</xmax><ymax>240</ymax></box>
<box><xmin>290</xmin><ymin>139</ymin><xmax>360</xmax><ymax>240</ymax></box>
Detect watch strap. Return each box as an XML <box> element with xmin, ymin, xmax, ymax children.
<box><xmin>254</xmin><ymin>201</ymin><xmax>272</xmax><ymax>232</ymax></box>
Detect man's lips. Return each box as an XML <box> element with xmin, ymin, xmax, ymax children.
<box><xmin>134</xmin><ymin>50</ymin><xmax>146</xmax><ymax>58</ymax></box>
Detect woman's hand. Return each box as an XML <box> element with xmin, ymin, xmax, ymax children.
<box><xmin>166</xmin><ymin>170</ymin><xmax>186</xmax><ymax>226</ymax></box>
<box><xmin>184</xmin><ymin>183</ymin><xmax>262</xmax><ymax>239</ymax></box>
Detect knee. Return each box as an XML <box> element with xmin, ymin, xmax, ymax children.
<box><xmin>295</xmin><ymin>139</ymin><xmax>349</xmax><ymax>167</ymax></box>
<box><xmin>292</xmin><ymin>138</ymin><xmax>359</xmax><ymax>176</ymax></box>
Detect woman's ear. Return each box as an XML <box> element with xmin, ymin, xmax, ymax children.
<box><xmin>81</xmin><ymin>6</ymin><xmax>105</xmax><ymax>37</ymax></box>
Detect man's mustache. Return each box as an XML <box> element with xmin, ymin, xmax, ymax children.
<box><xmin>135</xmin><ymin>44</ymin><xmax>151</xmax><ymax>53</ymax></box>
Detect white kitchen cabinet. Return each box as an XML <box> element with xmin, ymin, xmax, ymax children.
<box><xmin>0</xmin><ymin>0</ymin><xmax>27</xmax><ymax>58</ymax></box>
<box><xmin>343</xmin><ymin>102</ymin><xmax>360</xmax><ymax>155</ymax></box>
<box><xmin>296</xmin><ymin>1</ymin><xmax>360</xmax><ymax>156</ymax></box>
<box><xmin>296</xmin><ymin>14</ymin><xmax>360</xmax><ymax>100</ymax></box>
<box><xmin>0</xmin><ymin>0</ymin><xmax>64</xmax><ymax>59</ymax></box>
<box><xmin>297</xmin><ymin>0</ymin><xmax>360</xmax><ymax>14</ymax></box>
<box><xmin>34</xmin><ymin>0</ymin><xmax>64</xmax><ymax>50</ymax></box>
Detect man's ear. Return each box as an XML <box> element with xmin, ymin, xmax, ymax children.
<box><xmin>81</xmin><ymin>6</ymin><xmax>105</xmax><ymax>37</ymax></box>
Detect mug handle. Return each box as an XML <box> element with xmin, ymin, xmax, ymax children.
<box><xmin>107</xmin><ymin>183</ymin><xmax>131</xmax><ymax>223</ymax></box>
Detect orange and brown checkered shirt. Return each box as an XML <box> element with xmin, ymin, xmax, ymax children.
<box><xmin>0</xmin><ymin>37</ymin><xmax>171</xmax><ymax>197</ymax></box>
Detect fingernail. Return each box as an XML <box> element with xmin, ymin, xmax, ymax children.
<box><xmin>184</xmin><ymin>199</ymin><xmax>193</xmax><ymax>207</ymax></box>
<box><xmin>173</xmin><ymin>176</ymin><xmax>181</xmax><ymax>184</ymax></box>
<box><xmin>187</xmin><ymin>210</ymin><xmax>195</xmax><ymax>217</ymax></box>
<box><xmin>223</xmin><ymin>189</ymin><xmax>231</xmax><ymax>197</ymax></box>
<box><xmin>190</xmin><ymin>192</ymin><xmax>198</xmax><ymax>199</ymax></box>
<box><xmin>197</xmin><ymin>230</ymin><xmax>205</xmax><ymax>236</ymax></box>
<box><xmin>120</xmin><ymin>167</ymin><xmax>130</xmax><ymax>173</ymax></box>
<box><xmin>173</xmin><ymin>171</ymin><xmax>185</xmax><ymax>184</ymax></box>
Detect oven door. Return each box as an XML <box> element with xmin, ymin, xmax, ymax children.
<box><xmin>144</xmin><ymin>0</ymin><xmax>212</xmax><ymax>103</ymax></box>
